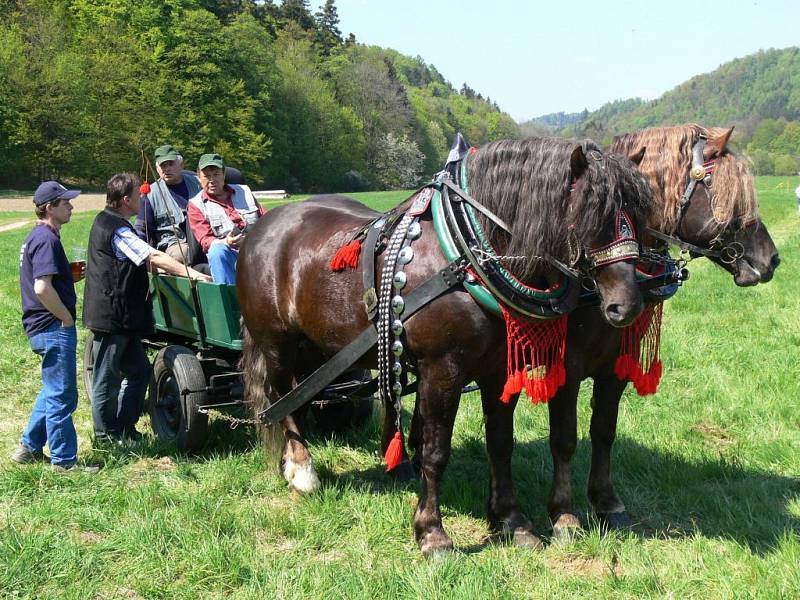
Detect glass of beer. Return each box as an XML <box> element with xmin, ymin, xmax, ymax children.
<box><xmin>70</xmin><ymin>248</ymin><xmax>86</xmax><ymax>282</ymax></box>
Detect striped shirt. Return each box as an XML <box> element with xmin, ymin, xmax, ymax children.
<box><xmin>112</xmin><ymin>227</ymin><xmax>152</xmax><ymax>266</ymax></box>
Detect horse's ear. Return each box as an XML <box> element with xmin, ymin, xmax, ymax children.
<box><xmin>708</xmin><ymin>126</ymin><xmax>734</xmax><ymax>157</ymax></box>
<box><xmin>628</xmin><ymin>146</ymin><xmax>646</xmax><ymax>166</ymax></box>
<box><xmin>570</xmin><ymin>145</ymin><xmax>588</xmax><ymax>180</ymax></box>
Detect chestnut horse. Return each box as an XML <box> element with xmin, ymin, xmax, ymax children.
<box><xmin>237</xmin><ymin>136</ymin><xmax>655</xmax><ymax>555</ymax></box>
<box><xmin>543</xmin><ymin>124</ymin><xmax>780</xmax><ymax>538</ymax></box>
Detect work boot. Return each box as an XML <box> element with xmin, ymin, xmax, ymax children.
<box><xmin>52</xmin><ymin>462</ymin><xmax>101</xmax><ymax>475</ymax></box>
<box><xmin>9</xmin><ymin>443</ymin><xmax>49</xmax><ymax>464</ymax></box>
<box><xmin>122</xmin><ymin>429</ymin><xmax>144</xmax><ymax>443</ymax></box>
<box><xmin>93</xmin><ymin>433</ymin><xmax>123</xmax><ymax>448</ymax></box>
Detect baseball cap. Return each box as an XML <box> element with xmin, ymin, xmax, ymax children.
<box><xmin>154</xmin><ymin>144</ymin><xmax>181</xmax><ymax>165</ymax></box>
<box><xmin>33</xmin><ymin>181</ymin><xmax>81</xmax><ymax>207</ymax></box>
<box><xmin>198</xmin><ymin>153</ymin><xmax>225</xmax><ymax>170</ymax></box>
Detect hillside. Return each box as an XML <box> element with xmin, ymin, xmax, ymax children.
<box><xmin>521</xmin><ymin>47</ymin><xmax>800</xmax><ymax>174</ymax></box>
<box><xmin>0</xmin><ymin>0</ymin><xmax>518</xmax><ymax>191</ymax></box>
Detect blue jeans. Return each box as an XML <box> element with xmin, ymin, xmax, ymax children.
<box><xmin>207</xmin><ymin>241</ymin><xmax>238</xmax><ymax>284</ymax></box>
<box><xmin>21</xmin><ymin>322</ymin><xmax>78</xmax><ymax>466</ymax></box>
<box><xmin>91</xmin><ymin>333</ymin><xmax>151</xmax><ymax>439</ymax></box>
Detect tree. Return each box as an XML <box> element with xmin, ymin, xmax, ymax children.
<box><xmin>314</xmin><ymin>0</ymin><xmax>341</xmax><ymax>55</ymax></box>
<box><xmin>0</xmin><ymin>23</ymin><xmax>24</xmax><ymax>182</ymax></box>
<box><xmin>5</xmin><ymin>0</ymin><xmax>88</xmax><ymax>180</ymax></box>
<box><xmin>748</xmin><ymin>149</ymin><xmax>774</xmax><ymax>175</ymax></box>
<box><xmin>770</xmin><ymin>121</ymin><xmax>800</xmax><ymax>155</ymax></box>
<box><xmin>372</xmin><ymin>133</ymin><xmax>425</xmax><ymax>189</ymax></box>
<box><xmin>329</xmin><ymin>46</ymin><xmax>413</xmax><ymax>180</ymax></box>
<box><xmin>773</xmin><ymin>154</ymin><xmax>798</xmax><ymax>176</ymax></box>
<box><xmin>161</xmin><ymin>9</ymin><xmax>269</xmax><ymax>179</ymax></box>
<box><xmin>267</xmin><ymin>25</ymin><xmax>365</xmax><ymax>191</ymax></box>
<box><xmin>280</xmin><ymin>0</ymin><xmax>315</xmax><ymax>31</ymax></box>
<box><xmin>749</xmin><ymin>118</ymin><xmax>786</xmax><ymax>151</ymax></box>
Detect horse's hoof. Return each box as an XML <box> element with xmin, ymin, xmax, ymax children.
<box><xmin>283</xmin><ymin>458</ymin><xmax>320</xmax><ymax>494</ymax></box>
<box><xmin>596</xmin><ymin>510</ymin><xmax>632</xmax><ymax>531</ymax></box>
<box><xmin>419</xmin><ymin>531</ymin><xmax>454</xmax><ymax>558</ymax></box>
<box><xmin>388</xmin><ymin>460</ymin><xmax>417</xmax><ymax>482</ymax></box>
<box><xmin>551</xmin><ymin>513</ymin><xmax>582</xmax><ymax>543</ymax></box>
<box><xmin>512</xmin><ymin>528</ymin><xmax>544</xmax><ymax>550</ymax></box>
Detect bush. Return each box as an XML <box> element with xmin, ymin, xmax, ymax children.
<box><xmin>773</xmin><ymin>154</ymin><xmax>799</xmax><ymax>176</ymax></box>
<box><xmin>748</xmin><ymin>149</ymin><xmax>774</xmax><ymax>175</ymax></box>
<box><xmin>371</xmin><ymin>133</ymin><xmax>426</xmax><ymax>190</ymax></box>
<box><xmin>340</xmin><ymin>170</ymin><xmax>371</xmax><ymax>192</ymax></box>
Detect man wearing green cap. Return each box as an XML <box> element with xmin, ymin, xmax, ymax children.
<box><xmin>188</xmin><ymin>153</ymin><xmax>265</xmax><ymax>284</ymax></box>
<box><xmin>135</xmin><ymin>144</ymin><xmax>200</xmax><ymax>262</ymax></box>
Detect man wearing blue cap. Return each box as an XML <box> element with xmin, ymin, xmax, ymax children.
<box><xmin>11</xmin><ymin>181</ymin><xmax>98</xmax><ymax>473</ymax></box>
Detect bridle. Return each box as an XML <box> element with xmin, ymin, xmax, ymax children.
<box><xmin>584</xmin><ymin>210</ymin><xmax>640</xmax><ymax>270</ymax></box>
<box><xmin>645</xmin><ymin>134</ymin><xmax>756</xmax><ymax>265</ymax></box>
<box><xmin>564</xmin><ymin>151</ymin><xmax>641</xmax><ymax>280</ymax></box>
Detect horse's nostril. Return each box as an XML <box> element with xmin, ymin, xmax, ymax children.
<box><xmin>771</xmin><ymin>254</ymin><xmax>781</xmax><ymax>269</ymax></box>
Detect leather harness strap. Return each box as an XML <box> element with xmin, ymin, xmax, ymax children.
<box><xmin>361</xmin><ymin>218</ymin><xmax>384</xmax><ymax>320</ymax></box>
<box><xmin>441</xmin><ymin>178</ymin><xmax>513</xmax><ymax>235</ymax></box>
<box><xmin>645</xmin><ymin>227</ymin><xmax>723</xmax><ymax>259</ymax></box>
<box><xmin>258</xmin><ymin>258</ymin><xmax>466</xmax><ymax>426</ymax></box>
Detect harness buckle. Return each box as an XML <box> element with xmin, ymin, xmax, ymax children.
<box><xmin>363</xmin><ymin>288</ymin><xmax>378</xmax><ymax>317</ymax></box>
<box><xmin>690</xmin><ymin>165</ymin><xmax>706</xmax><ymax>180</ymax></box>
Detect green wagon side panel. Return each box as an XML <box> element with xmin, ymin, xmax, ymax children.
<box><xmin>150</xmin><ymin>275</ymin><xmax>202</xmax><ymax>341</ymax></box>
<box><xmin>196</xmin><ymin>282</ymin><xmax>243</xmax><ymax>350</ymax></box>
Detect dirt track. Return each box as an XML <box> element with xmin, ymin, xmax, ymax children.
<box><xmin>0</xmin><ymin>193</ymin><xmax>107</xmax><ymax>212</ymax></box>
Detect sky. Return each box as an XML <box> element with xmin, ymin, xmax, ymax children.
<box><xmin>328</xmin><ymin>0</ymin><xmax>799</xmax><ymax>122</ymax></box>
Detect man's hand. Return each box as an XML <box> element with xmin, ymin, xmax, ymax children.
<box><xmin>188</xmin><ymin>269</ymin><xmax>212</xmax><ymax>282</ymax></box>
<box><xmin>71</xmin><ymin>262</ymin><xmax>86</xmax><ymax>283</ymax></box>
<box><xmin>226</xmin><ymin>232</ymin><xmax>244</xmax><ymax>249</ymax></box>
<box><xmin>61</xmin><ymin>316</ymin><xmax>75</xmax><ymax>327</ymax></box>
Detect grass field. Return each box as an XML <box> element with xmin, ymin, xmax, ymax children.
<box><xmin>0</xmin><ymin>180</ymin><xmax>798</xmax><ymax>599</ymax></box>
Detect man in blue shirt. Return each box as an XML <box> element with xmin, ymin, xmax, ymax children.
<box><xmin>12</xmin><ymin>181</ymin><xmax>97</xmax><ymax>473</ymax></box>
<box><xmin>135</xmin><ymin>144</ymin><xmax>200</xmax><ymax>262</ymax></box>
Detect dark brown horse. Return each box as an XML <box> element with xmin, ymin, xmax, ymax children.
<box><xmin>543</xmin><ymin>124</ymin><xmax>780</xmax><ymax>538</ymax></box>
<box><xmin>237</xmin><ymin>136</ymin><xmax>655</xmax><ymax>555</ymax></box>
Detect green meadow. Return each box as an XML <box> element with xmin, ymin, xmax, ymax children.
<box><xmin>0</xmin><ymin>180</ymin><xmax>798</xmax><ymax>599</ymax></box>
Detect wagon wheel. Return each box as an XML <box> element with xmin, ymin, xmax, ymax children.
<box><xmin>82</xmin><ymin>330</ymin><xmax>95</xmax><ymax>404</ymax></box>
<box><xmin>149</xmin><ymin>345</ymin><xmax>209</xmax><ymax>452</ymax></box>
<box><xmin>311</xmin><ymin>369</ymin><xmax>376</xmax><ymax>435</ymax></box>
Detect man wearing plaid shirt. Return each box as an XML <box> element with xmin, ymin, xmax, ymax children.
<box><xmin>83</xmin><ymin>173</ymin><xmax>210</xmax><ymax>444</ymax></box>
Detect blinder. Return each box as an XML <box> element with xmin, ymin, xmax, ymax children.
<box><xmin>585</xmin><ymin>210</ymin><xmax>640</xmax><ymax>269</ymax></box>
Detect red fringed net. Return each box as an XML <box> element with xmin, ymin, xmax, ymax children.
<box><xmin>500</xmin><ymin>306</ymin><xmax>568</xmax><ymax>404</ymax></box>
<box><xmin>330</xmin><ymin>238</ymin><xmax>362</xmax><ymax>272</ymax></box>
<box><xmin>614</xmin><ymin>302</ymin><xmax>664</xmax><ymax>396</ymax></box>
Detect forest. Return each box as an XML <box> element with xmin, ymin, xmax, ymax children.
<box><xmin>0</xmin><ymin>0</ymin><xmax>519</xmax><ymax>191</ymax></box>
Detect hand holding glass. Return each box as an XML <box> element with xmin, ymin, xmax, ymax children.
<box><xmin>71</xmin><ymin>247</ymin><xmax>86</xmax><ymax>282</ymax></box>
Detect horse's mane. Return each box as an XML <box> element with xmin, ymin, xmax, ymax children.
<box><xmin>610</xmin><ymin>124</ymin><xmax>758</xmax><ymax>233</ymax></box>
<box><xmin>466</xmin><ymin>136</ymin><xmax>654</xmax><ymax>281</ymax></box>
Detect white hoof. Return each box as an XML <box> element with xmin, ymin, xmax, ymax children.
<box><xmin>283</xmin><ymin>458</ymin><xmax>320</xmax><ymax>494</ymax></box>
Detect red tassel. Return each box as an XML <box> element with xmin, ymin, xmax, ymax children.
<box><xmin>140</xmin><ymin>180</ymin><xmax>151</xmax><ymax>195</ymax></box>
<box><xmin>501</xmin><ymin>306</ymin><xmax>568</xmax><ymax>405</ymax></box>
<box><xmin>384</xmin><ymin>432</ymin><xmax>404</xmax><ymax>472</ymax></box>
<box><xmin>615</xmin><ymin>304</ymin><xmax>665</xmax><ymax>396</ymax></box>
<box><xmin>330</xmin><ymin>239</ymin><xmax>362</xmax><ymax>272</ymax></box>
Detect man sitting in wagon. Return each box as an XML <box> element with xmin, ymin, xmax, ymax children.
<box><xmin>135</xmin><ymin>144</ymin><xmax>200</xmax><ymax>263</ymax></box>
<box><xmin>187</xmin><ymin>153</ymin><xmax>265</xmax><ymax>284</ymax></box>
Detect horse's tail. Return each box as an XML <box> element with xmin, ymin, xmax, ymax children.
<box><xmin>239</xmin><ymin>318</ymin><xmax>284</xmax><ymax>470</ymax></box>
